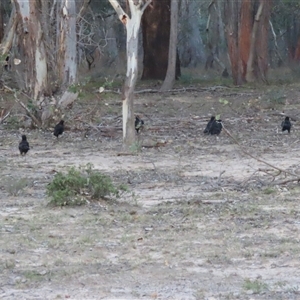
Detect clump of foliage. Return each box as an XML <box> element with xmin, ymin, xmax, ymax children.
<box><xmin>46</xmin><ymin>164</ymin><xmax>127</xmax><ymax>206</ymax></box>
<box><xmin>243</xmin><ymin>278</ymin><xmax>268</xmax><ymax>294</ymax></box>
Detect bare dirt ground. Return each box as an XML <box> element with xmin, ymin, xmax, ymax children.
<box><xmin>1</xmin><ymin>81</ymin><xmax>300</xmax><ymax>299</ymax></box>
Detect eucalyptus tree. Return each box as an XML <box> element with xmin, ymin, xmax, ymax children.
<box><xmin>108</xmin><ymin>0</ymin><xmax>151</xmax><ymax>148</ymax></box>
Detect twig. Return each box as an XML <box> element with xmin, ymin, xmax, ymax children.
<box><xmin>218</xmin><ymin>170</ymin><xmax>225</xmax><ymax>185</ymax></box>
<box><xmin>258</xmin><ymin>168</ymin><xmax>282</xmax><ymax>181</ymax></box>
<box><xmin>273</xmin><ymin>178</ymin><xmax>300</xmax><ymax>185</ymax></box>
<box><xmin>117</xmin><ymin>153</ymin><xmax>137</xmax><ymax>156</ymax></box>
<box><xmin>0</xmin><ymin>110</ymin><xmax>11</xmax><ymax>124</ymax></box>
<box><xmin>240</xmin><ymin>170</ymin><xmax>260</xmax><ymax>187</ymax></box>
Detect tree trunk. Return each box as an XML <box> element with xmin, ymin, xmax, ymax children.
<box><xmin>206</xmin><ymin>0</ymin><xmax>227</xmax><ymax>76</ymax></box>
<box><xmin>109</xmin><ymin>0</ymin><xmax>151</xmax><ymax>148</ymax></box>
<box><xmin>142</xmin><ymin>0</ymin><xmax>180</xmax><ymax>80</ymax></box>
<box><xmin>160</xmin><ymin>0</ymin><xmax>178</xmax><ymax>92</ymax></box>
<box><xmin>239</xmin><ymin>0</ymin><xmax>252</xmax><ymax>81</ymax></box>
<box><xmin>294</xmin><ymin>36</ymin><xmax>300</xmax><ymax>61</ymax></box>
<box><xmin>224</xmin><ymin>0</ymin><xmax>241</xmax><ymax>84</ymax></box>
<box><xmin>0</xmin><ymin>2</ymin><xmax>4</xmax><ymax>42</ymax></box>
<box><xmin>11</xmin><ymin>0</ymin><xmax>48</xmax><ymax>100</ymax></box>
<box><xmin>246</xmin><ymin>0</ymin><xmax>271</xmax><ymax>83</ymax></box>
<box><xmin>0</xmin><ymin>4</ymin><xmax>17</xmax><ymax>54</ymax></box>
<box><xmin>224</xmin><ymin>0</ymin><xmax>272</xmax><ymax>85</ymax></box>
<box><xmin>122</xmin><ymin>13</ymin><xmax>142</xmax><ymax>146</ymax></box>
<box><xmin>178</xmin><ymin>0</ymin><xmax>205</xmax><ymax>68</ymax></box>
<box><xmin>58</xmin><ymin>0</ymin><xmax>77</xmax><ymax>86</ymax></box>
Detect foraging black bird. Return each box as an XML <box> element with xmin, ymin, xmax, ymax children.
<box><xmin>54</xmin><ymin>120</ymin><xmax>64</xmax><ymax>138</ymax></box>
<box><xmin>19</xmin><ymin>135</ymin><xmax>30</xmax><ymax>155</ymax></box>
<box><xmin>281</xmin><ymin>116</ymin><xmax>291</xmax><ymax>133</ymax></box>
<box><xmin>209</xmin><ymin>119</ymin><xmax>223</xmax><ymax>135</ymax></box>
<box><xmin>135</xmin><ymin>116</ymin><xmax>144</xmax><ymax>133</ymax></box>
<box><xmin>204</xmin><ymin>116</ymin><xmax>216</xmax><ymax>134</ymax></box>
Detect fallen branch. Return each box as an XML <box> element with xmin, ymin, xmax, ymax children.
<box><xmin>100</xmin><ymin>86</ymin><xmax>230</xmax><ymax>95</ymax></box>
<box><xmin>0</xmin><ymin>109</ymin><xmax>11</xmax><ymax>124</ymax></box>
<box><xmin>15</xmin><ymin>97</ymin><xmax>41</xmax><ymax>127</ymax></box>
<box><xmin>272</xmin><ymin>178</ymin><xmax>300</xmax><ymax>185</ymax></box>
<box><xmin>222</xmin><ymin>125</ymin><xmax>300</xmax><ymax>184</ymax></box>
<box><xmin>3</xmin><ymin>84</ymin><xmax>41</xmax><ymax>127</ymax></box>
<box><xmin>117</xmin><ymin>152</ymin><xmax>137</xmax><ymax>156</ymax></box>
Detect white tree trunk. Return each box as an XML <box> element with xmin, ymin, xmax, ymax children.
<box><xmin>160</xmin><ymin>0</ymin><xmax>178</xmax><ymax>92</ymax></box>
<box><xmin>34</xmin><ymin>21</ymin><xmax>48</xmax><ymax>100</ymax></box>
<box><xmin>109</xmin><ymin>0</ymin><xmax>151</xmax><ymax>148</ymax></box>
<box><xmin>59</xmin><ymin>0</ymin><xmax>77</xmax><ymax>86</ymax></box>
<box><xmin>122</xmin><ymin>9</ymin><xmax>143</xmax><ymax>146</ymax></box>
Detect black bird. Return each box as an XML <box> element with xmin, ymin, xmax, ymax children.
<box><xmin>54</xmin><ymin>120</ymin><xmax>64</xmax><ymax>138</ymax></box>
<box><xmin>209</xmin><ymin>119</ymin><xmax>223</xmax><ymax>135</ymax></box>
<box><xmin>204</xmin><ymin>116</ymin><xmax>216</xmax><ymax>134</ymax></box>
<box><xmin>281</xmin><ymin>116</ymin><xmax>291</xmax><ymax>133</ymax></box>
<box><xmin>19</xmin><ymin>135</ymin><xmax>30</xmax><ymax>155</ymax></box>
<box><xmin>135</xmin><ymin>116</ymin><xmax>144</xmax><ymax>133</ymax></box>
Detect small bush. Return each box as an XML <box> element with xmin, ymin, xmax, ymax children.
<box><xmin>263</xmin><ymin>187</ymin><xmax>275</xmax><ymax>195</ymax></box>
<box><xmin>243</xmin><ymin>278</ymin><xmax>268</xmax><ymax>294</ymax></box>
<box><xmin>46</xmin><ymin>164</ymin><xmax>127</xmax><ymax>206</ymax></box>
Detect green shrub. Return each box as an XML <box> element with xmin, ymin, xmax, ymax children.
<box><xmin>243</xmin><ymin>278</ymin><xmax>268</xmax><ymax>294</ymax></box>
<box><xmin>46</xmin><ymin>164</ymin><xmax>127</xmax><ymax>206</ymax></box>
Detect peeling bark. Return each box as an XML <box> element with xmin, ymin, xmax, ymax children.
<box><xmin>11</xmin><ymin>0</ymin><xmax>48</xmax><ymax>100</ymax></box>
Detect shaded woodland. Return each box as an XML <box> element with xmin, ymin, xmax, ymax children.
<box><xmin>0</xmin><ymin>0</ymin><xmax>300</xmax><ymax>143</ymax></box>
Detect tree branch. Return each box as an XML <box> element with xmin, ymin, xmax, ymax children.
<box><xmin>108</xmin><ymin>0</ymin><xmax>128</xmax><ymax>24</ymax></box>
<box><xmin>3</xmin><ymin>84</ymin><xmax>41</xmax><ymax>127</ymax></box>
<box><xmin>77</xmin><ymin>0</ymin><xmax>91</xmax><ymax>22</ymax></box>
<box><xmin>141</xmin><ymin>0</ymin><xmax>152</xmax><ymax>14</ymax></box>
<box><xmin>0</xmin><ymin>110</ymin><xmax>11</xmax><ymax>124</ymax></box>
<box><xmin>222</xmin><ymin>125</ymin><xmax>300</xmax><ymax>180</ymax></box>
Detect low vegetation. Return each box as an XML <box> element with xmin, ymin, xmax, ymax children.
<box><xmin>46</xmin><ymin>163</ymin><xmax>127</xmax><ymax>206</ymax></box>
<box><xmin>243</xmin><ymin>278</ymin><xmax>269</xmax><ymax>294</ymax></box>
